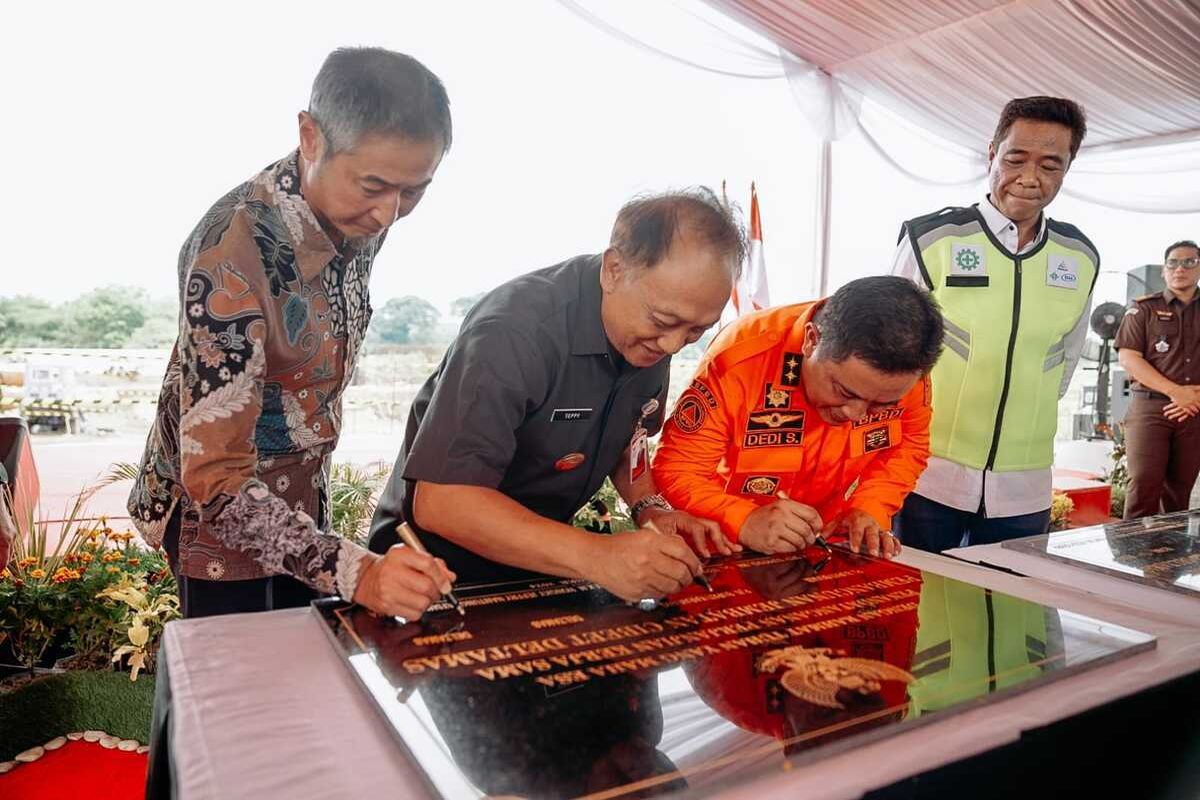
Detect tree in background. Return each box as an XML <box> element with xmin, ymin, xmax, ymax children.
<box><xmin>61</xmin><ymin>287</ymin><xmax>149</xmax><ymax>348</ymax></box>
<box><xmin>450</xmin><ymin>291</ymin><xmax>486</xmax><ymax>319</ymax></box>
<box><xmin>0</xmin><ymin>296</ymin><xmax>67</xmax><ymax>346</ymax></box>
<box><xmin>0</xmin><ymin>288</ymin><xmax>177</xmax><ymax>348</ymax></box>
<box><xmin>369</xmin><ymin>296</ymin><xmax>441</xmax><ymax>344</ymax></box>
<box><xmin>126</xmin><ymin>296</ymin><xmax>179</xmax><ymax>348</ymax></box>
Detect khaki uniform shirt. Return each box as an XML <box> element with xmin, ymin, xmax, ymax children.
<box><xmin>1115</xmin><ymin>288</ymin><xmax>1200</xmax><ymax>389</ymax></box>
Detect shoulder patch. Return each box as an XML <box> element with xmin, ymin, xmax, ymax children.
<box><xmin>712</xmin><ymin>329</ymin><xmax>782</xmax><ymax>373</ymax></box>
<box><xmin>1134</xmin><ymin>293</ymin><xmax>1158</xmax><ymax>302</ymax></box>
<box><xmin>690</xmin><ymin>379</ymin><xmax>718</xmax><ymax>409</ymax></box>
<box><xmin>670</xmin><ymin>396</ymin><xmax>706</xmax><ymax>434</ymax></box>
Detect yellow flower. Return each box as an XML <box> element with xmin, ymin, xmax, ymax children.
<box><xmin>17</xmin><ymin>557</ymin><xmax>37</xmax><ymax>569</ymax></box>
<box><xmin>128</xmin><ymin>622</ymin><xmax>150</xmax><ymax>648</ymax></box>
<box><xmin>80</xmin><ymin>553</ymin><xmax>94</xmax><ymax>564</ymax></box>
<box><xmin>29</xmin><ymin>568</ymin><xmax>46</xmax><ymax>579</ymax></box>
<box><xmin>102</xmin><ymin>551</ymin><xmax>123</xmax><ymax>563</ymax></box>
<box><xmin>0</xmin><ymin>568</ymin><xmax>10</xmax><ymax>580</ymax></box>
<box><xmin>106</xmin><ymin>566</ymin><xmax>121</xmax><ymax>574</ymax></box>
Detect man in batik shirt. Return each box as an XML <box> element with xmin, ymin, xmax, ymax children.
<box><xmin>129</xmin><ymin>47</ymin><xmax>455</xmax><ymax>619</ymax></box>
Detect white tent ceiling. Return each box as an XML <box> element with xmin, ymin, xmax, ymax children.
<box><xmin>562</xmin><ymin>0</ymin><xmax>1200</xmax><ymax>291</ymax></box>
<box><xmin>706</xmin><ymin>0</ymin><xmax>1200</xmax><ymax>152</ymax></box>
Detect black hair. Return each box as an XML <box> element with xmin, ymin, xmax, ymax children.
<box><xmin>993</xmin><ymin>96</ymin><xmax>1087</xmax><ymax>161</ymax></box>
<box><xmin>610</xmin><ymin>187</ymin><xmax>746</xmax><ymax>277</ymax></box>
<box><xmin>813</xmin><ymin>276</ymin><xmax>944</xmax><ymax>374</ymax></box>
<box><xmin>1164</xmin><ymin>239</ymin><xmax>1200</xmax><ymax>262</ymax></box>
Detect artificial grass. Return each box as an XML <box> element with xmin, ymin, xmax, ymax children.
<box><xmin>0</xmin><ymin>671</ymin><xmax>155</xmax><ymax>761</ymax></box>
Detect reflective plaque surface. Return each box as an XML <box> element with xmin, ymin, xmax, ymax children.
<box><xmin>314</xmin><ymin>549</ymin><xmax>1154</xmax><ymax>799</ymax></box>
<box><xmin>1004</xmin><ymin>510</ymin><xmax>1200</xmax><ymax>596</ymax></box>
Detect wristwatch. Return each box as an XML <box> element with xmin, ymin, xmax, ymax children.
<box><xmin>629</xmin><ymin>492</ymin><xmax>673</xmax><ymax>523</ymax></box>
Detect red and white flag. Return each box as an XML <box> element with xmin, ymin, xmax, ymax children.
<box><xmin>731</xmin><ymin>183</ymin><xmax>770</xmax><ymax>317</ymax></box>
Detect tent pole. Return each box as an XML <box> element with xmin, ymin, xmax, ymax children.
<box><xmin>816</xmin><ymin>139</ymin><xmax>833</xmax><ymax>296</ymax></box>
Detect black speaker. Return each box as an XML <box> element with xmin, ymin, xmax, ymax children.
<box><xmin>1126</xmin><ymin>264</ymin><xmax>1164</xmax><ymax>304</ymax></box>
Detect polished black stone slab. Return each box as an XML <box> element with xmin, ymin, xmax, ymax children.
<box><xmin>1003</xmin><ymin>510</ymin><xmax>1200</xmax><ymax>596</ymax></box>
<box><xmin>314</xmin><ymin>548</ymin><xmax>1154</xmax><ymax>799</ymax></box>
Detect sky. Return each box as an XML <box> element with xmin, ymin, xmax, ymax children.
<box><xmin>2</xmin><ymin>0</ymin><xmax>1197</xmax><ymax>316</ymax></box>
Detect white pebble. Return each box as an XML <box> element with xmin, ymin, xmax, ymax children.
<box><xmin>83</xmin><ymin>730</ymin><xmax>104</xmax><ymax>742</ymax></box>
<box><xmin>117</xmin><ymin>739</ymin><xmax>139</xmax><ymax>752</ymax></box>
<box><xmin>99</xmin><ymin>736</ymin><xmax>118</xmax><ymax>749</ymax></box>
<box><xmin>44</xmin><ymin>737</ymin><xmax>66</xmax><ymax>750</ymax></box>
<box><xmin>0</xmin><ymin>762</ymin><xmax>15</xmax><ymax>773</ymax></box>
<box><xmin>67</xmin><ymin>732</ymin><xmax>84</xmax><ymax>741</ymax></box>
<box><xmin>136</xmin><ymin>745</ymin><xmax>150</xmax><ymax>754</ymax></box>
<box><xmin>15</xmin><ymin>746</ymin><xmax>44</xmax><ymax>762</ymax></box>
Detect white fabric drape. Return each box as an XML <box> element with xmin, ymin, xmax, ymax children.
<box><xmin>558</xmin><ymin>0</ymin><xmax>1200</xmax><ymax>289</ymax></box>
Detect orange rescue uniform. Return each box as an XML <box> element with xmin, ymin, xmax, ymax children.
<box><xmin>653</xmin><ymin>301</ymin><xmax>932</xmax><ymax>541</ymax></box>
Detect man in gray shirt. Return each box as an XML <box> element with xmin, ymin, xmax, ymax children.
<box><xmin>370</xmin><ymin>188</ymin><xmax>742</xmax><ymax>600</ymax></box>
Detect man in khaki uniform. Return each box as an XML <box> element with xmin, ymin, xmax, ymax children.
<box><xmin>1115</xmin><ymin>239</ymin><xmax>1200</xmax><ymax>518</ymax></box>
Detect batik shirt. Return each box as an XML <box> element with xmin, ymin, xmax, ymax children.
<box><xmin>128</xmin><ymin>151</ymin><xmax>378</xmax><ymax>597</ymax></box>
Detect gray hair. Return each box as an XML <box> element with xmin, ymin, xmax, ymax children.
<box><xmin>309</xmin><ymin>47</ymin><xmax>452</xmax><ymax>155</ymax></box>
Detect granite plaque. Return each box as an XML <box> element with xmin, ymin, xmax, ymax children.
<box><xmin>314</xmin><ymin>548</ymin><xmax>1154</xmax><ymax>799</ymax></box>
<box><xmin>1003</xmin><ymin>509</ymin><xmax>1200</xmax><ymax>596</ymax></box>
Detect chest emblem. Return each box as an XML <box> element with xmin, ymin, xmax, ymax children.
<box><xmin>951</xmin><ymin>244</ymin><xmax>986</xmax><ymax>276</ymax></box>
<box><xmin>764</xmin><ymin>384</ymin><xmax>790</xmax><ymax>409</ymax></box>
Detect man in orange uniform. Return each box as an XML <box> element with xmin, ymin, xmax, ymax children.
<box><xmin>654</xmin><ymin>276</ymin><xmax>943</xmax><ymax>558</ymax></box>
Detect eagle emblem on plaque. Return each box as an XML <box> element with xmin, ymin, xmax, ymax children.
<box><xmin>757</xmin><ymin>646</ymin><xmax>914</xmax><ymax>709</ymax></box>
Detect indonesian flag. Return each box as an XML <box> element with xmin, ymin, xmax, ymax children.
<box><xmin>731</xmin><ymin>183</ymin><xmax>770</xmax><ymax>317</ymax></box>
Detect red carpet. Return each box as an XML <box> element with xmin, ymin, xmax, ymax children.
<box><xmin>0</xmin><ymin>741</ymin><xmax>147</xmax><ymax>800</ymax></box>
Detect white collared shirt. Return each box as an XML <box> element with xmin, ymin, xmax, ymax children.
<box><xmin>891</xmin><ymin>196</ymin><xmax>1093</xmax><ymax>517</ymax></box>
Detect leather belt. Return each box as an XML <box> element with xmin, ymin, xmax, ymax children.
<box><xmin>1131</xmin><ymin>389</ymin><xmax>1169</xmax><ymax>400</ymax></box>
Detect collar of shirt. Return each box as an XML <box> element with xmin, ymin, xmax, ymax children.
<box><xmin>570</xmin><ymin>255</ymin><xmax>616</xmax><ymax>357</ymax></box>
<box><xmin>1162</xmin><ymin>287</ymin><xmax>1199</xmax><ymax>308</ymax></box>
<box><xmin>773</xmin><ymin>299</ymin><xmax>824</xmax><ymax>391</ymax></box>
<box><xmin>264</xmin><ymin>151</ymin><xmax>349</xmax><ymax>283</ymax></box>
<box><xmin>978</xmin><ymin>194</ymin><xmax>1046</xmax><ymax>255</ymax></box>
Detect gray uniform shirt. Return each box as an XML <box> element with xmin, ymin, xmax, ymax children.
<box><xmin>368</xmin><ymin>255</ymin><xmax>669</xmax><ymax>584</ymax></box>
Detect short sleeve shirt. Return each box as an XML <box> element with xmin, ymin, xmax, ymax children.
<box><xmin>369</xmin><ymin>255</ymin><xmax>670</xmax><ymax>584</ymax></box>
<box><xmin>1114</xmin><ymin>289</ymin><xmax>1200</xmax><ymax>387</ymax></box>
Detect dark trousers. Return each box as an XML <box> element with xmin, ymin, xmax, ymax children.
<box><xmin>1124</xmin><ymin>397</ymin><xmax>1200</xmax><ymax>520</ymax></box>
<box><xmin>161</xmin><ymin>505</ymin><xmax>319</xmax><ymax>618</ymax></box>
<box><xmin>894</xmin><ymin>492</ymin><xmax>1051</xmax><ymax>553</ymax></box>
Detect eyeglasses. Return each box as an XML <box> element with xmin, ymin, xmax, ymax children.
<box><xmin>1165</xmin><ymin>257</ymin><xmax>1200</xmax><ymax>270</ymax></box>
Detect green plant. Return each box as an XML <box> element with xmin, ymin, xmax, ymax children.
<box><xmin>329</xmin><ymin>462</ymin><xmax>390</xmax><ymax>545</ymax></box>
<box><xmin>1102</xmin><ymin>423</ymin><xmax>1128</xmax><ymax>517</ymax></box>
<box><xmin>0</xmin><ymin>486</ymin><xmax>98</xmax><ymax>669</ymax></box>
<box><xmin>0</xmin><ymin>475</ymin><xmax>178</xmax><ymax>677</ymax></box>
<box><xmin>571</xmin><ymin>479</ymin><xmax>637</xmax><ymax>533</ymax></box>
<box><xmin>99</xmin><ymin>571</ymin><xmax>179</xmax><ymax>680</ymax></box>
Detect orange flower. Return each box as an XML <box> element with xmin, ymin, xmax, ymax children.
<box><xmin>105</xmin><ymin>566</ymin><xmax>121</xmax><ymax>574</ymax></box>
<box><xmin>79</xmin><ymin>553</ymin><xmax>94</xmax><ymax>564</ymax></box>
<box><xmin>51</xmin><ymin>567</ymin><xmax>82</xmax><ymax>583</ymax></box>
<box><xmin>127</xmin><ymin>558</ymin><xmax>141</xmax><ymax>567</ymax></box>
<box><xmin>29</xmin><ymin>568</ymin><xmax>46</xmax><ymax>579</ymax></box>
<box><xmin>101</xmin><ymin>551</ymin><xmax>123</xmax><ymax>563</ymax></box>
<box><xmin>64</xmin><ymin>553</ymin><xmax>80</xmax><ymax>565</ymax></box>
<box><xmin>0</xmin><ymin>568</ymin><xmax>10</xmax><ymax>580</ymax></box>
<box><xmin>17</xmin><ymin>557</ymin><xmax>37</xmax><ymax>569</ymax></box>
